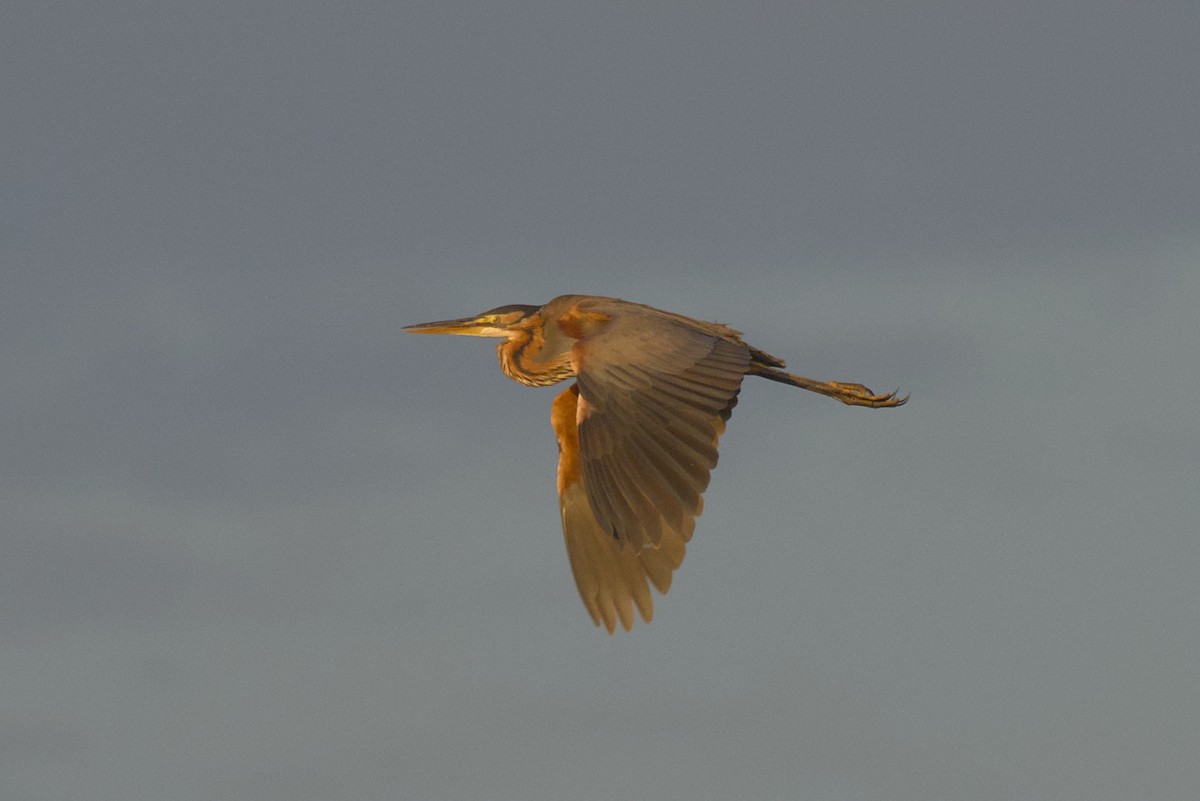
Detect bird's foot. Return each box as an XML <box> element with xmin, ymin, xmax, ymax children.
<box><xmin>828</xmin><ymin>382</ymin><xmax>909</xmax><ymax>408</ymax></box>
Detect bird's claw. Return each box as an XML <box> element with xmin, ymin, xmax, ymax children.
<box><xmin>830</xmin><ymin>382</ymin><xmax>909</xmax><ymax>408</ymax></box>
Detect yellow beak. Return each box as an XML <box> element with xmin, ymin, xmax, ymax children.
<box><xmin>403</xmin><ymin>316</ymin><xmax>510</xmax><ymax>337</ymax></box>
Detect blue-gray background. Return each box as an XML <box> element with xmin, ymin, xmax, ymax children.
<box><xmin>5</xmin><ymin>3</ymin><xmax>1198</xmax><ymax>800</ymax></box>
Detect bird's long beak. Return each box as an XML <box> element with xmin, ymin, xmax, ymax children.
<box><xmin>403</xmin><ymin>316</ymin><xmax>508</xmax><ymax>337</ymax></box>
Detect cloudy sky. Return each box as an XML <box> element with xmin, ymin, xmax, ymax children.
<box><xmin>4</xmin><ymin>3</ymin><xmax>1199</xmax><ymax>799</ymax></box>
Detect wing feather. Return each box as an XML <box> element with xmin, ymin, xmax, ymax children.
<box><xmin>572</xmin><ymin>306</ymin><xmax>751</xmax><ymax>550</ymax></box>
<box><xmin>548</xmin><ymin>300</ymin><xmax>753</xmax><ymax>630</ymax></box>
<box><xmin>553</xmin><ymin>385</ymin><xmax>685</xmax><ymax>633</ymax></box>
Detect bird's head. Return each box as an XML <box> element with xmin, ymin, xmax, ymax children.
<box><xmin>403</xmin><ymin>304</ymin><xmax>540</xmax><ymax>339</ymax></box>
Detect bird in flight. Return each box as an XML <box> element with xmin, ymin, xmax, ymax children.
<box><xmin>406</xmin><ymin>295</ymin><xmax>906</xmax><ymax>633</ymax></box>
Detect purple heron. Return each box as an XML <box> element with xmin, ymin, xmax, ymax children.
<box><xmin>406</xmin><ymin>295</ymin><xmax>906</xmax><ymax>633</ymax></box>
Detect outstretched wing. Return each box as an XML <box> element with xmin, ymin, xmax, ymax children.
<box><xmin>552</xmin><ymin>385</ymin><xmax>689</xmax><ymax>632</ymax></box>
<box><xmin>571</xmin><ymin>306</ymin><xmax>750</xmax><ymax>551</ymax></box>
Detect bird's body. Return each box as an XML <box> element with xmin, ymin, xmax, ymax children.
<box><xmin>406</xmin><ymin>295</ymin><xmax>906</xmax><ymax>633</ymax></box>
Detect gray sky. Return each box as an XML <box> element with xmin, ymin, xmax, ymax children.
<box><xmin>4</xmin><ymin>3</ymin><xmax>1199</xmax><ymax>799</ymax></box>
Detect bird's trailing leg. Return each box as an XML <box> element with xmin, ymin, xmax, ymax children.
<box><xmin>752</xmin><ymin>367</ymin><xmax>909</xmax><ymax>408</ymax></box>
